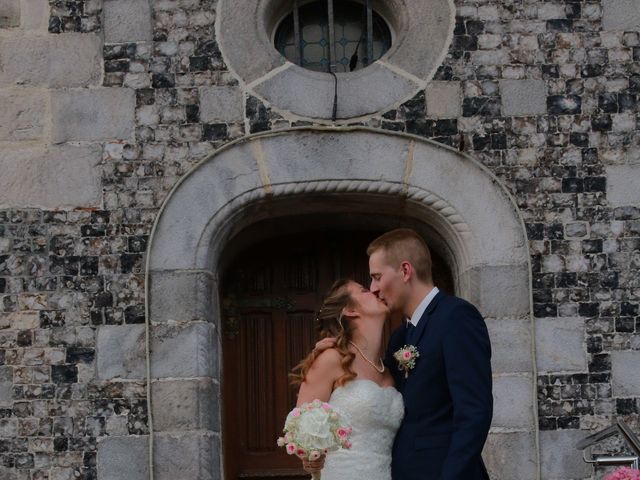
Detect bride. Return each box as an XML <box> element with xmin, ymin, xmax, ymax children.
<box><xmin>290</xmin><ymin>278</ymin><xmax>404</xmax><ymax>480</ymax></box>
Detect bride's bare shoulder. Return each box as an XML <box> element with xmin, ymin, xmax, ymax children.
<box><xmin>315</xmin><ymin>348</ymin><xmax>342</xmax><ymax>365</ymax></box>
<box><xmin>309</xmin><ymin>348</ymin><xmax>343</xmax><ymax>375</ymax></box>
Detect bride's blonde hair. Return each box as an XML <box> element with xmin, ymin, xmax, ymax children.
<box><xmin>289</xmin><ymin>279</ymin><xmax>357</xmax><ymax>387</ymax></box>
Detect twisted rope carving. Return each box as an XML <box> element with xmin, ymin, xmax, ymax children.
<box><xmin>270</xmin><ymin>179</ymin><xmax>405</xmax><ymax>196</ymax></box>
<box><xmin>194</xmin><ymin>180</ymin><xmax>472</xmax><ymax>266</ymax></box>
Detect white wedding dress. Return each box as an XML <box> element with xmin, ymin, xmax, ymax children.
<box><xmin>321</xmin><ymin>379</ymin><xmax>404</xmax><ymax>480</ymax></box>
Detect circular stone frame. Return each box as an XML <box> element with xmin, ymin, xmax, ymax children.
<box><xmin>215</xmin><ymin>0</ymin><xmax>455</xmax><ymax>122</ymax></box>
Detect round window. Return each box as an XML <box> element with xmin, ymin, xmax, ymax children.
<box><xmin>274</xmin><ymin>0</ymin><xmax>392</xmax><ymax>73</ymax></box>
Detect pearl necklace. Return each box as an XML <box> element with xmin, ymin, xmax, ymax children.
<box><xmin>349</xmin><ymin>341</ymin><xmax>385</xmax><ymax>374</ymax></box>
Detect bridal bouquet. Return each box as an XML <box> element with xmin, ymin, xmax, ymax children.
<box><xmin>605</xmin><ymin>467</ymin><xmax>640</xmax><ymax>480</ymax></box>
<box><xmin>277</xmin><ymin>399</ymin><xmax>353</xmax><ymax>480</ymax></box>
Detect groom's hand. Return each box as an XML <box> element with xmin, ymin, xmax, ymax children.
<box><xmin>302</xmin><ymin>456</ymin><xmax>325</xmax><ymax>473</ymax></box>
<box><xmin>314</xmin><ymin>337</ymin><xmax>336</xmax><ymax>353</ymax></box>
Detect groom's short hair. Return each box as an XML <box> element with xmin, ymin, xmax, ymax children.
<box><xmin>367</xmin><ymin>229</ymin><xmax>432</xmax><ymax>283</ymax></box>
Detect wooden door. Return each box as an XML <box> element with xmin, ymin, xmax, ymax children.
<box><xmin>221</xmin><ymin>231</ymin><xmax>453</xmax><ymax>480</ymax></box>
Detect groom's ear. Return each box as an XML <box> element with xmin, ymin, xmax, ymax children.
<box><xmin>400</xmin><ymin>261</ymin><xmax>413</xmax><ymax>282</ymax></box>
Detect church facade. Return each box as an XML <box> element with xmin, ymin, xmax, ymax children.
<box><xmin>0</xmin><ymin>0</ymin><xmax>639</xmax><ymax>479</ymax></box>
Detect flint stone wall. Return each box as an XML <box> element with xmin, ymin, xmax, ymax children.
<box><xmin>0</xmin><ymin>0</ymin><xmax>639</xmax><ymax>479</ymax></box>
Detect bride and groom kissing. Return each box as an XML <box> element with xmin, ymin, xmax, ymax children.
<box><xmin>290</xmin><ymin>229</ymin><xmax>493</xmax><ymax>480</ymax></box>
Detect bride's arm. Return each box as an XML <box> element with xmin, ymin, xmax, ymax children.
<box><xmin>294</xmin><ymin>349</ymin><xmax>343</xmax><ymax>475</ymax></box>
<box><xmin>295</xmin><ymin>348</ymin><xmax>342</xmax><ymax>406</ymax></box>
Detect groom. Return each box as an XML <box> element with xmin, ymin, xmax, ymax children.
<box><xmin>368</xmin><ymin>228</ymin><xmax>492</xmax><ymax>480</ymax></box>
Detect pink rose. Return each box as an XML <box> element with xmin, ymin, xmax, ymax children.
<box><xmin>336</xmin><ymin>427</ymin><xmax>348</xmax><ymax>438</ymax></box>
<box><xmin>286</xmin><ymin>443</ymin><xmax>296</xmax><ymax>455</ymax></box>
<box><xmin>403</xmin><ymin>351</ymin><xmax>412</xmax><ymax>360</ymax></box>
<box><xmin>605</xmin><ymin>467</ymin><xmax>640</xmax><ymax>480</ymax></box>
<box><xmin>322</xmin><ymin>402</ymin><xmax>332</xmax><ymax>410</ymax></box>
<box><xmin>295</xmin><ymin>448</ymin><xmax>307</xmax><ymax>459</ymax></box>
<box><xmin>291</xmin><ymin>408</ymin><xmax>301</xmax><ymax>417</ymax></box>
<box><xmin>343</xmin><ymin>440</ymin><xmax>352</xmax><ymax>449</ymax></box>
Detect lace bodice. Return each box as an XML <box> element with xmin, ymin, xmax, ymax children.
<box><xmin>321</xmin><ymin>379</ymin><xmax>404</xmax><ymax>480</ymax></box>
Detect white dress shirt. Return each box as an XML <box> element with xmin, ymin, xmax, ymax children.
<box><xmin>408</xmin><ymin>287</ymin><xmax>440</xmax><ymax>327</ymax></box>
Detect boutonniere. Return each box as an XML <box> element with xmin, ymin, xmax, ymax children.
<box><xmin>393</xmin><ymin>345</ymin><xmax>420</xmax><ymax>378</ymax></box>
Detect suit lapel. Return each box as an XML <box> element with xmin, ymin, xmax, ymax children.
<box><xmin>409</xmin><ymin>290</ymin><xmax>444</xmax><ymax>347</ymax></box>
<box><xmin>401</xmin><ymin>291</ymin><xmax>445</xmax><ymax>389</ymax></box>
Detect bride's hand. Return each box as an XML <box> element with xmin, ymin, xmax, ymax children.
<box><xmin>314</xmin><ymin>337</ymin><xmax>336</xmax><ymax>353</ymax></box>
<box><xmin>302</xmin><ymin>455</ymin><xmax>325</xmax><ymax>474</ymax></box>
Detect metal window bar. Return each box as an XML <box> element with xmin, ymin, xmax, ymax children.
<box><xmin>293</xmin><ymin>0</ymin><xmax>302</xmax><ymax>66</ymax></box>
<box><xmin>327</xmin><ymin>0</ymin><xmax>336</xmax><ymax>72</ymax></box>
<box><xmin>366</xmin><ymin>0</ymin><xmax>373</xmax><ymax>67</ymax></box>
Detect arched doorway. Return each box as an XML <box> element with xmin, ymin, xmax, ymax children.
<box><xmin>109</xmin><ymin>128</ymin><xmax>538</xmax><ymax>480</ymax></box>
<box><xmin>220</xmin><ymin>223</ymin><xmax>454</xmax><ymax>479</ymax></box>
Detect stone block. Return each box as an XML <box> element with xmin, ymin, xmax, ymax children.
<box><xmin>611</xmin><ymin>351</ymin><xmax>640</xmax><ymax>396</ymax></box>
<box><xmin>426</xmin><ymin>81</ymin><xmax>461</xmax><ymax>118</ymax></box>
<box><xmin>485</xmin><ymin>318</ymin><xmax>533</xmax><ymax>374</ymax></box>
<box><xmin>216</xmin><ymin>0</ymin><xmax>286</xmax><ymax>83</ymax></box>
<box><xmin>602</xmin><ymin>0</ymin><xmax>640</xmax><ymax>31</ymax></box>
<box><xmin>262</xmin><ymin>130</ymin><xmax>409</xmax><ymax>185</ymax></box>
<box><xmin>151</xmin><ymin>322</ymin><xmax>217</xmax><ymax>379</ymax></box>
<box><xmin>20</xmin><ymin>0</ymin><xmax>49</xmax><ymax>30</ymax></box>
<box><xmin>492</xmin><ymin>375</ymin><xmax>534</xmax><ymax>429</ymax></box>
<box><xmin>0</xmin><ymin>0</ymin><xmax>20</xmax><ymax>27</ymax></box>
<box><xmin>96</xmin><ymin>325</ymin><xmax>146</xmax><ymax>380</ymax></box>
<box><xmin>0</xmin><ymin>33</ymin><xmax>102</xmax><ymax>87</ymax></box>
<box><xmin>149</xmin><ymin>270</ymin><xmax>214</xmax><ymax>323</ymax></box>
<box><xmin>154</xmin><ymin>432</ymin><xmax>219</xmax><ymax>480</ymax></box>
<box><xmin>500</xmin><ymin>79</ymin><xmax>547</xmax><ymax>116</ymax></box>
<box><xmin>537</xmin><ymin>3</ymin><xmax>567</xmax><ymax>20</ymax></box>
<box><xmin>0</xmin><ymin>366</ymin><xmax>12</xmax><ymax>383</ymax></box>
<box><xmin>606</xmin><ymin>165</ymin><xmax>640</xmax><ymax>206</ymax></box>
<box><xmin>9</xmin><ymin>311</ymin><xmax>39</xmax><ymax>329</ymax></box>
<box><xmin>199</xmin><ymin>86</ymin><xmax>244</xmax><ymax>123</ymax></box>
<box><xmin>97</xmin><ymin>436</ymin><xmax>149</xmax><ymax>480</ymax></box>
<box><xmin>0</xmin><ymin>467</ymin><xmax>17</xmax><ymax>480</ymax></box>
<box><xmin>483</xmin><ymin>432</ymin><xmax>537</xmax><ymax>480</ymax></box>
<box><xmin>565</xmin><ymin>221</ymin><xmax>590</xmax><ymax>239</ymax></box>
<box><xmin>540</xmin><ymin>429</ymin><xmax>592</xmax><ymax>478</ymax></box>
<box><xmin>151</xmin><ymin>378</ymin><xmax>218</xmax><ymax>432</ymax></box>
<box><xmin>465</xmin><ymin>264</ymin><xmax>531</xmax><ymax>318</ymax></box>
<box><xmin>51</xmin><ymin>88</ymin><xmax>135</xmax><ymax>142</ymax></box>
<box><xmin>383</xmin><ymin>0</ymin><xmax>454</xmax><ymax>80</ymax></box>
<box><xmin>253</xmin><ymin>62</ymin><xmax>419</xmax><ymax>120</ymax></box>
<box><xmin>50</xmin><ymin>467</ymin><xmax>76</xmax><ymax>479</ymax></box>
<box><xmin>536</xmin><ymin>317</ymin><xmax>587</xmax><ymax>373</ymax></box>
<box><xmin>103</xmin><ymin>0</ymin><xmax>152</xmax><ymax>43</ymax></box>
<box><xmin>0</xmin><ymin>88</ymin><xmax>47</xmax><ymax>141</ymax></box>
<box><xmin>0</xmin><ymin>144</ymin><xmax>102</xmax><ymax>209</ymax></box>
<box><xmin>0</xmin><ymin>382</ymin><xmax>11</xmax><ymax>405</ymax></box>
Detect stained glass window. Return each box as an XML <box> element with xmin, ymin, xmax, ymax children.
<box><xmin>274</xmin><ymin>0</ymin><xmax>392</xmax><ymax>73</ymax></box>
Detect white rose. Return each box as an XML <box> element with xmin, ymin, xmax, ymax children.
<box><xmin>296</xmin><ymin>409</ymin><xmax>337</xmax><ymax>450</ymax></box>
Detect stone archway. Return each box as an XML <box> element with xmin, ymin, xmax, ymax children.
<box><xmin>96</xmin><ymin>127</ymin><xmax>538</xmax><ymax>480</ymax></box>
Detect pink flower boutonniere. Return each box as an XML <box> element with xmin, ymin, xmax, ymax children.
<box><xmin>393</xmin><ymin>345</ymin><xmax>420</xmax><ymax>378</ymax></box>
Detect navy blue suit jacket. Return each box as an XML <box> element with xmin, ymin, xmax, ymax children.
<box><xmin>385</xmin><ymin>291</ymin><xmax>493</xmax><ymax>480</ymax></box>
